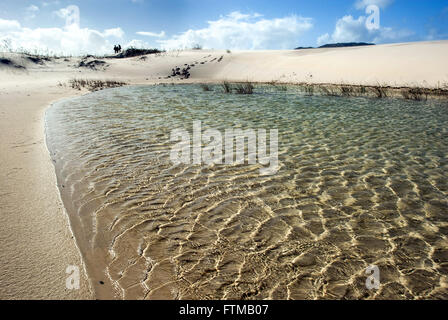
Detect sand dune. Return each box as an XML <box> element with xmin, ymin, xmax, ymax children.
<box><xmin>207</xmin><ymin>41</ymin><xmax>448</xmax><ymax>87</ymax></box>
<box><xmin>0</xmin><ymin>40</ymin><xmax>447</xmax><ymax>299</ymax></box>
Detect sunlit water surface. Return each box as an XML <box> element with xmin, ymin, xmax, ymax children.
<box><xmin>46</xmin><ymin>84</ymin><xmax>448</xmax><ymax>299</ymax></box>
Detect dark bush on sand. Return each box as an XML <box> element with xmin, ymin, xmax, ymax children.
<box><xmin>78</xmin><ymin>59</ymin><xmax>107</xmax><ymax>70</ymax></box>
<box><xmin>112</xmin><ymin>47</ymin><xmax>163</xmax><ymax>58</ymax></box>
<box><xmin>0</xmin><ymin>57</ymin><xmax>25</xmax><ymax>69</ymax></box>
<box><xmin>68</xmin><ymin>78</ymin><xmax>127</xmax><ymax>92</ymax></box>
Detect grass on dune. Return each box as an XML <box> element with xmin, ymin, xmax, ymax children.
<box><xmin>297</xmin><ymin>82</ymin><xmax>448</xmax><ymax>101</ymax></box>
<box><xmin>200</xmin><ymin>81</ymin><xmax>448</xmax><ymax>100</ymax></box>
<box><xmin>65</xmin><ymin>78</ymin><xmax>128</xmax><ymax>92</ymax></box>
<box><xmin>220</xmin><ymin>81</ymin><xmax>254</xmax><ymax>94</ymax></box>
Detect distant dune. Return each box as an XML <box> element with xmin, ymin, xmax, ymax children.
<box><xmin>295</xmin><ymin>42</ymin><xmax>375</xmax><ymax>50</ymax></box>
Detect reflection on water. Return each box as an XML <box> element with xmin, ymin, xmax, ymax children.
<box><xmin>46</xmin><ymin>84</ymin><xmax>448</xmax><ymax>300</ymax></box>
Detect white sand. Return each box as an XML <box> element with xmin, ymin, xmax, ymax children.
<box><xmin>207</xmin><ymin>41</ymin><xmax>448</xmax><ymax>87</ymax></box>
<box><xmin>0</xmin><ymin>40</ymin><xmax>447</xmax><ymax>299</ymax></box>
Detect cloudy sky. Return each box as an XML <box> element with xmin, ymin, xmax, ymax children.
<box><xmin>0</xmin><ymin>0</ymin><xmax>447</xmax><ymax>55</ymax></box>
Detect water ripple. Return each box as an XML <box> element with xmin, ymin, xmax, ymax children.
<box><xmin>46</xmin><ymin>84</ymin><xmax>448</xmax><ymax>300</ymax></box>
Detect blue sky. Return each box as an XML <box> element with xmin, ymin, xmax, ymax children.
<box><xmin>0</xmin><ymin>0</ymin><xmax>447</xmax><ymax>54</ymax></box>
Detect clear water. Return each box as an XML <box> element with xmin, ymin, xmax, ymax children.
<box><xmin>46</xmin><ymin>84</ymin><xmax>448</xmax><ymax>300</ymax></box>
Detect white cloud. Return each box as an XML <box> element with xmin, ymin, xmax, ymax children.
<box><xmin>355</xmin><ymin>0</ymin><xmax>394</xmax><ymax>10</ymax></box>
<box><xmin>0</xmin><ymin>5</ymin><xmax>126</xmax><ymax>55</ymax></box>
<box><xmin>316</xmin><ymin>33</ymin><xmax>330</xmax><ymax>46</ymax></box>
<box><xmin>136</xmin><ymin>31</ymin><xmax>166</xmax><ymax>38</ymax></box>
<box><xmin>42</xmin><ymin>1</ymin><xmax>60</xmax><ymax>7</ymax></box>
<box><xmin>0</xmin><ymin>18</ymin><xmax>21</xmax><ymax>31</ymax></box>
<box><xmin>316</xmin><ymin>14</ymin><xmax>414</xmax><ymax>46</ymax></box>
<box><xmin>27</xmin><ymin>5</ymin><xmax>39</xmax><ymax>13</ymax></box>
<box><xmin>158</xmin><ymin>11</ymin><xmax>313</xmax><ymax>50</ymax></box>
<box><xmin>124</xmin><ymin>39</ymin><xmax>152</xmax><ymax>48</ymax></box>
<box><xmin>25</xmin><ymin>5</ymin><xmax>40</xmax><ymax>20</ymax></box>
<box><xmin>104</xmin><ymin>28</ymin><xmax>125</xmax><ymax>38</ymax></box>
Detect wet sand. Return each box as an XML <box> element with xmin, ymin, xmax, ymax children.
<box><xmin>0</xmin><ymin>81</ymin><xmax>92</xmax><ymax>299</ymax></box>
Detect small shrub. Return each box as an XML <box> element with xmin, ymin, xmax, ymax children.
<box><xmin>234</xmin><ymin>82</ymin><xmax>254</xmax><ymax>94</ymax></box>
<box><xmin>402</xmin><ymin>88</ymin><xmax>427</xmax><ymax>101</ymax></box>
<box><xmin>222</xmin><ymin>81</ymin><xmax>232</xmax><ymax>93</ymax></box>
<box><xmin>359</xmin><ymin>86</ymin><xmax>367</xmax><ymax>95</ymax></box>
<box><xmin>341</xmin><ymin>86</ymin><xmax>353</xmax><ymax>97</ymax></box>
<box><xmin>112</xmin><ymin>47</ymin><xmax>163</xmax><ymax>58</ymax></box>
<box><xmin>219</xmin><ymin>81</ymin><xmax>254</xmax><ymax>94</ymax></box>
<box><xmin>318</xmin><ymin>85</ymin><xmax>334</xmax><ymax>96</ymax></box>
<box><xmin>200</xmin><ymin>84</ymin><xmax>212</xmax><ymax>91</ymax></box>
<box><xmin>277</xmin><ymin>85</ymin><xmax>288</xmax><ymax>92</ymax></box>
<box><xmin>304</xmin><ymin>85</ymin><xmax>314</xmax><ymax>96</ymax></box>
<box><xmin>371</xmin><ymin>85</ymin><xmax>388</xmax><ymax>98</ymax></box>
<box><xmin>0</xmin><ymin>57</ymin><xmax>25</xmax><ymax>69</ymax></box>
<box><xmin>78</xmin><ymin>59</ymin><xmax>107</xmax><ymax>70</ymax></box>
<box><xmin>68</xmin><ymin>79</ymin><xmax>127</xmax><ymax>92</ymax></box>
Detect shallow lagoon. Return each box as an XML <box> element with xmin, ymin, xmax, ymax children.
<box><xmin>46</xmin><ymin>84</ymin><xmax>448</xmax><ymax>299</ymax></box>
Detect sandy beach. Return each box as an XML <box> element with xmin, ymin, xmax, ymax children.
<box><xmin>1</xmin><ymin>40</ymin><xmax>448</xmax><ymax>300</ymax></box>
